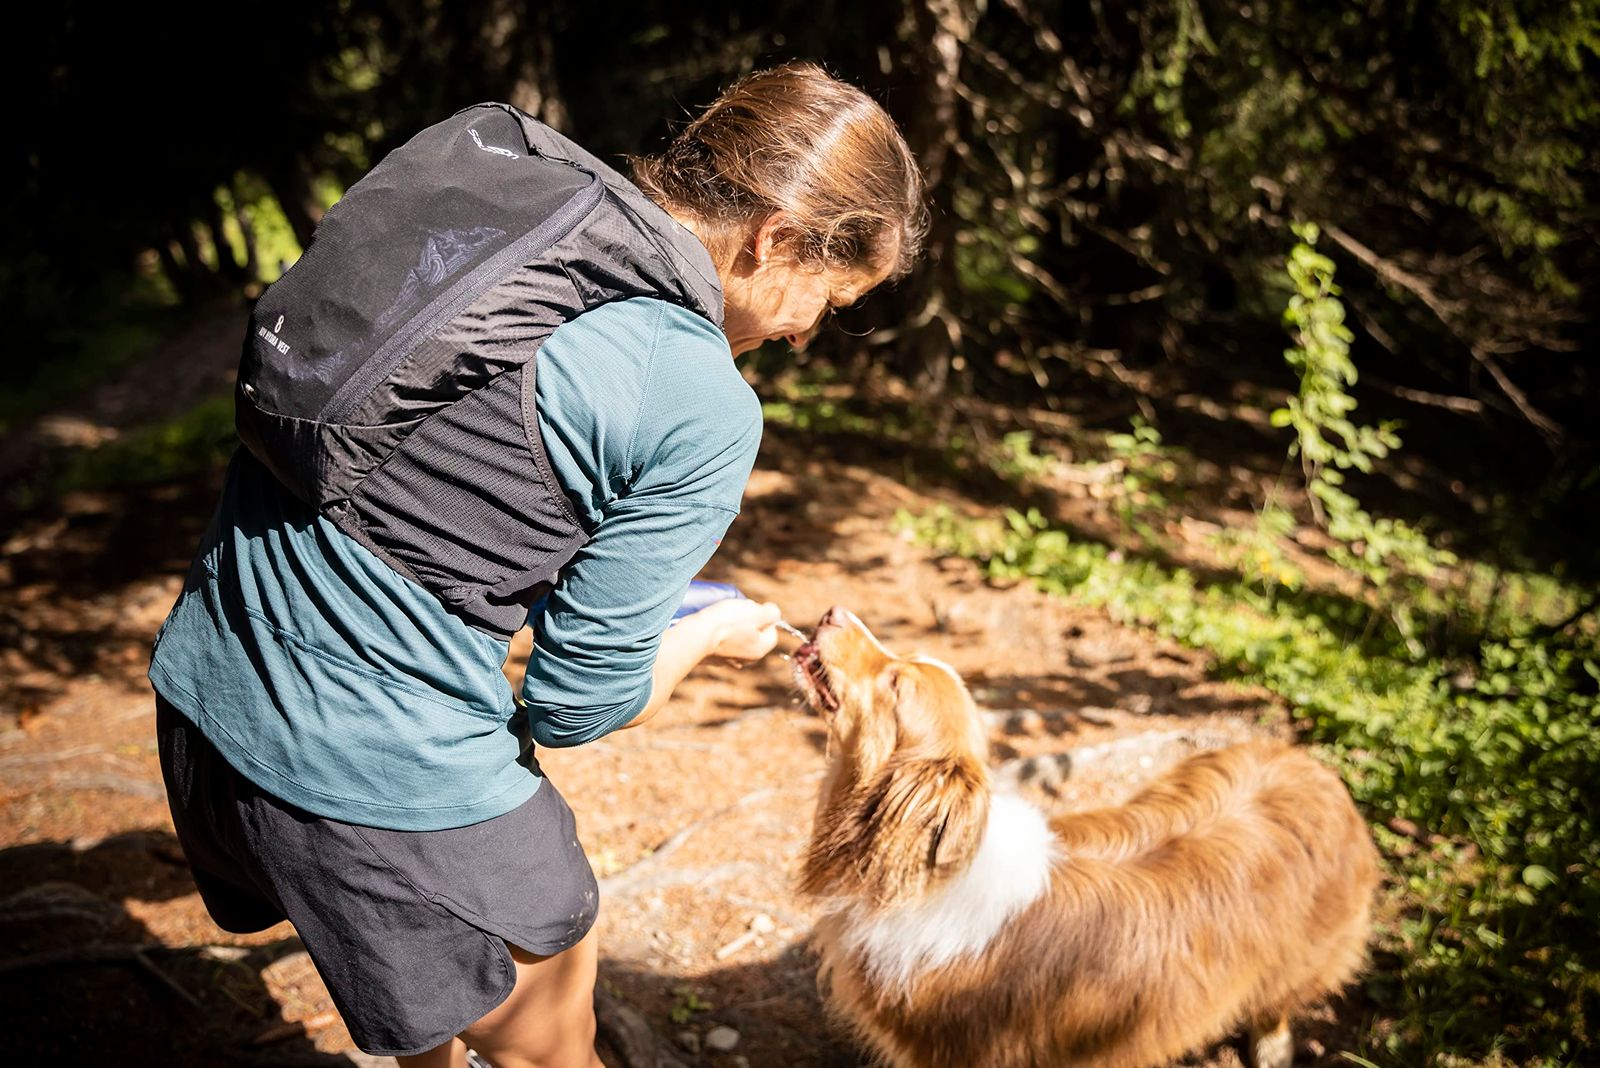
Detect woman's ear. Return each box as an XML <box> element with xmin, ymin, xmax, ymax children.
<box><xmin>749</xmin><ymin>212</ymin><xmax>786</xmax><ymax>266</ymax></box>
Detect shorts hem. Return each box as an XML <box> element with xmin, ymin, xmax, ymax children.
<box><xmin>424</xmin><ymin>877</ymin><xmax>600</xmax><ymax>962</ymax></box>
<box><xmin>349</xmin><ymin>934</ymin><xmax>517</xmax><ymax>1058</ymax></box>
<box><xmin>198</xmin><ymin>910</ymin><xmax>283</xmax><ymax>936</ymax></box>
<box><xmin>490</xmin><ymin>898</ymin><xmax>601</xmax><ymax>962</ymax></box>
<box><xmin>353</xmin><ymin>912</ymin><xmax>600</xmax><ymax>1058</ymax></box>
<box><xmin>341</xmin><ymin>834</ymin><xmax>599</xmax><ymax>1056</ymax></box>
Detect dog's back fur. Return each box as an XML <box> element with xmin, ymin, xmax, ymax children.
<box><xmin>809</xmin><ymin>741</ymin><xmax>1378</xmax><ymax>1068</ymax></box>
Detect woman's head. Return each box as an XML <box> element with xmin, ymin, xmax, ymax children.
<box><xmin>632</xmin><ymin>61</ymin><xmax>928</xmax><ymax>355</ymax></box>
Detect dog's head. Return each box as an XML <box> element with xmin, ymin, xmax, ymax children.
<box><xmin>794</xmin><ymin>607</ymin><xmax>990</xmax><ymax>907</ymax></box>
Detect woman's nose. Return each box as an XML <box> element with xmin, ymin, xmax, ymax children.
<box><xmin>787</xmin><ymin>307</ymin><xmax>829</xmax><ymax>351</ymax></box>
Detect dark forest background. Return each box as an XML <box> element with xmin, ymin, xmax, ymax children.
<box><xmin>6</xmin><ymin>0</ymin><xmax>1598</xmax><ymax>571</ymax></box>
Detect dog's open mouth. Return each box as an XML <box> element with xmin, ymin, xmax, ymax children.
<box><xmin>793</xmin><ymin>640</ymin><xmax>840</xmax><ymax>714</ymax></box>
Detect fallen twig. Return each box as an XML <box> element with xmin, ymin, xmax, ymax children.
<box><xmin>0</xmin><ymin>942</ymin><xmax>165</xmax><ymax>976</ymax></box>
<box><xmin>132</xmin><ymin>946</ymin><xmax>202</xmax><ymax>1009</ymax></box>
<box><xmin>251</xmin><ymin>1009</ymin><xmax>339</xmax><ymax>1046</ymax></box>
<box><xmin>586</xmin><ymin>737</ymin><xmax>717</xmax><ymax>754</ymax></box>
<box><xmin>994</xmin><ymin>728</ymin><xmax>1241</xmax><ymax>794</ymax></box>
<box><xmin>603</xmin><ymin>862</ymin><xmax>762</xmax><ymax>900</ymax></box>
<box><xmin>0</xmin><ymin>744</ymin><xmax>106</xmax><ymax>767</ymax></box>
<box><xmin>0</xmin><ymin>940</ymin><xmax>202</xmax><ymax>1009</ymax></box>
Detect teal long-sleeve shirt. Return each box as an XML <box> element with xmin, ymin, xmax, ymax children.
<box><xmin>148</xmin><ymin>297</ymin><xmax>761</xmax><ymax>830</ymax></box>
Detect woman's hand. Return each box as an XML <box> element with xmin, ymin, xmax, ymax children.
<box><xmin>621</xmin><ymin>598</ymin><xmax>783</xmax><ymax>730</ymax></box>
<box><xmin>699</xmin><ymin>598</ymin><xmax>783</xmax><ymax>661</ymax></box>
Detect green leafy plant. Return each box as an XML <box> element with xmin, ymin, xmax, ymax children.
<box><xmin>9</xmin><ymin>394</ymin><xmax>239</xmax><ymax>512</ymax></box>
<box><xmin>995</xmin><ymin>430</ymin><xmax>1058</xmax><ymax>482</ymax></box>
<box><xmin>667</xmin><ymin>984</ymin><xmax>713</xmax><ymax>1026</ymax></box>
<box><xmin>53</xmin><ymin>396</ymin><xmax>238</xmax><ymax>495</ymax></box>
<box><xmin>1274</xmin><ymin>223</ymin><xmax>1456</xmax><ymax>651</ymax></box>
<box><xmin>1102</xmin><ymin>416</ymin><xmax>1179</xmax><ymax>546</ymax></box>
<box><xmin>1207</xmin><ymin>497</ymin><xmax>1304</xmax><ymax>592</ymax></box>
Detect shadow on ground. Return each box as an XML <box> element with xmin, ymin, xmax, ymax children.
<box><xmin>597</xmin><ymin>938</ymin><xmax>1369</xmax><ymax>1068</ymax></box>
<box><xmin>0</xmin><ymin>831</ymin><xmax>356</xmax><ymax>1066</ymax></box>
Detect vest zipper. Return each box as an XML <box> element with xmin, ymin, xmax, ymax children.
<box><xmin>320</xmin><ymin>168</ymin><xmax>605</xmax><ymax>424</ymax></box>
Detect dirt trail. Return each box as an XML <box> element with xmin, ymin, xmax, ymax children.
<box><xmin>0</xmin><ymin>340</ymin><xmax>1361</xmax><ymax>1065</ymax></box>
<box><xmin>0</xmin><ymin>302</ymin><xmax>245</xmax><ymax>488</ymax></box>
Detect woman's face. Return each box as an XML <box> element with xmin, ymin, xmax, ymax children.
<box><xmin>716</xmin><ymin>215</ymin><xmax>893</xmax><ymax>357</ymax></box>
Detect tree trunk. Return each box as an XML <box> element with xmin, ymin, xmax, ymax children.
<box><xmin>264</xmin><ymin>155</ymin><xmax>323</xmax><ymax>256</ymax></box>
<box><xmin>906</xmin><ymin>0</ymin><xmax>976</xmax><ymax>192</ymax></box>
<box><xmin>168</xmin><ymin>222</ymin><xmax>216</xmax><ymax>301</ymax></box>
<box><xmin>900</xmin><ymin>0</ymin><xmax>981</xmax><ymax>390</ymax></box>
<box><xmin>155</xmin><ymin>238</ymin><xmax>191</xmax><ymax>302</ymax></box>
<box><xmin>206</xmin><ymin>198</ymin><xmax>249</xmax><ymax>287</ymax></box>
<box><xmin>235</xmin><ymin>203</ymin><xmax>259</xmax><ymax>282</ymax></box>
<box><xmin>478</xmin><ymin>0</ymin><xmax>569</xmax><ymax>130</ymax></box>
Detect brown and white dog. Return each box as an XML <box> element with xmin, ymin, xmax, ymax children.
<box><xmin>792</xmin><ymin>607</ymin><xmax>1380</xmax><ymax>1068</ymax></box>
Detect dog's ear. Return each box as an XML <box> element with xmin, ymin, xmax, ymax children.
<box><xmin>855</xmin><ymin>755</ymin><xmax>990</xmax><ymax>906</ymax></box>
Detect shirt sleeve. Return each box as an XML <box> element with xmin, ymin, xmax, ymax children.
<box><xmin>521</xmin><ymin>302</ymin><xmax>762</xmax><ymax>748</ymax></box>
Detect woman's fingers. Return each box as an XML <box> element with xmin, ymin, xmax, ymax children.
<box><xmin>700</xmin><ymin>599</ymin><xmax>786</xmax><ymax>660</ymax></box>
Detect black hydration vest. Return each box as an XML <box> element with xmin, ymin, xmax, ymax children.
<box><xmin>235</xmin><ymin>104</ymin><xmax>725</xmax><ymax>639</ymax></box>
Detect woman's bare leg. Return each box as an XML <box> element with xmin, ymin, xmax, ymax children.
<box><xmin>459</xmin><ymin>926</ymin><xmax>604</xmax><ymax>1068</ymax></box>
<box><xmin>397</xmin><ymin>1037</ymin><xmax>469</xmax><ymax>1068</ymax></box>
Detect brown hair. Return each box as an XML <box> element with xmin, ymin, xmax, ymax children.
<box><xmin>631</xmin><ymin>61</ymin><xmax>928</xmax><ymax>281</ymax></box>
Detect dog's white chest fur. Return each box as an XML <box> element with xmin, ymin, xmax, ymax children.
<box><xmin>835</xmin><ymin>793</ymin><xmax>1059</xmax><ymax>989</ymax></box>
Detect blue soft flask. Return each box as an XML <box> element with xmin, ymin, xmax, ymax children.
<box><xmin>526</xmin><ymin>579</ymin><xmax>745</xmax><ymax>629</ymax></box>
<box><xmin>669</xmin><ymin>579</ymin><xmax>747</xmax><ymax>620</ymax></box>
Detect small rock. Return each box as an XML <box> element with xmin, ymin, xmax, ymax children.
<box><xmin>733</xmin><ymin>1058</ymin><xmax>750</xmax><ymax>1068</ymax></box>
<box><xmin>705</xmin><ymin>1025</ymin><xmax>741</xmax><ymax>1052</ymax></box>
<box><xmin>675</xmin><ymin>1030</ymin><xmax>701</xmax><ymax>1054</ymax></box>
<box><xmin>715</xmin><ymin>912</ymin><xmax>782</xmax><ymax>959</ymax></box>
<box><xmin>199</xmin><ymin>945</ymin><xmax>252</xmax><ymax>963</ymax></box>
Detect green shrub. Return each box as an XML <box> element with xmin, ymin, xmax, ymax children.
<box><xmin>53</xmin><ymin>396</ymin><xmax>237</xmax><ymax>494</ymax></box>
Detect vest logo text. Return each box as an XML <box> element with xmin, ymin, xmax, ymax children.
<box><xmin>258</xmin><ymin>314</ymin><xmax>291</xmax><ymax>355</ymax></box>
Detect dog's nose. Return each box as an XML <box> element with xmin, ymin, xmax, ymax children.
<box><xmin>818</xmin><ymin>606</ymin><xmax>846</xmax><ymax>631</ymax></box>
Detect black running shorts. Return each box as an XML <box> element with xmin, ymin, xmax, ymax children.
<box><xmin>155</xmin><ymin>696</ymin><xmax>599</xmax><ymax>1056</ymax></box>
